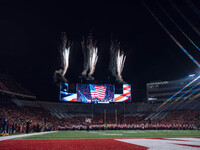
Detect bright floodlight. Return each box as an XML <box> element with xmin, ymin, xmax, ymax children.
<box><xmin>189</xmin><ymin>74</ymin><xmax>195</xmax><ymax>77</ymax></box>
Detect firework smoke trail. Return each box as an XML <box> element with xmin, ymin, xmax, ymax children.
<box><xmin>169</xmin><ymin>0</ymin><xmax>200</xmax><ymax>36</ymax></box>
<box><xmin>109</xmin><ymin>41</ymin><xmax>118</xmax><ymax>79</ymax></box>
<box><xmin>142</xmin><ymin>1</ymin><xmax>200</xmax><ymax>68</ymax></box>
<box><xmin>53</xmin><ymin>69</ymin><xmax>63</xmax><ymax>83</ymax></box>
<box><xmin>174</xmin><ymin>81</ymin><xmax>200</xmax><ymax>101</ymax></box>
<box><xmin>185</xmin><ymin>0</ymin><xmax>200</xmax><ymax>18</ymax></box>
<box><xmin>155</xmin><ymin>0</ymin><xmax>200</xmax><ymax>52</ymax></box>
<box><xmin>81</xmin><ymin>37</ymin><xmax>90</xmax><ymax>76</ymax></box>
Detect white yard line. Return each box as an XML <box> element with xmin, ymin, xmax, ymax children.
<box><xmin>89</xmin><ymin>131</ymin><xmax>123</xmax><ymax>136</ymax></box>
<box><xmin>0</xmin><ymin>131</ymin><xmax>58</xmax><ymax>141</ymax></box>
<box><xmin>116</xmin><ymin>137</ymin><xmax>200</xmax><ymax>150</ymax></box>
<box><xmin>102</xmin><ymin>134</ymin><xmax>123</xmax><ymax>136</ymax></box>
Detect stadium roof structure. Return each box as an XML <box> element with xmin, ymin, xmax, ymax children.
<box><xmin>0</xmin><ymin>73</ymin><xmax>36</xmax><ymax>99</ymax></box>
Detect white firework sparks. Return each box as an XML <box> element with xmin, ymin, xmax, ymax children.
<box><xmin>81</xmin><ymin>38</ymin><xmax>90</xmax><ymax>76</ymax></box>
<box><xmin>109</xmin><ymin>41</ymin><xmax>126</xmax><ymax>83</ymax></box>
<box><xmin>81</xmin><ymin>35</ymin><xmax>98</xmax><ymax>80</ymax></box>
<box><xmin>88</xmin><ymin>47</ymin><xmax>98</xmax><ymax>76</ymax></box>
<box><xmin>53</xmin><ymin>32</ymin><xmax>71</xmax><ymax>83</ymax></box>
<box><xmin>109</xmin><ymin>42</ymin><xmax>118</xmax><ymax>78</ymax></box>
<box><xmin>116</xmin><ymin>49</ymin><xmax>126</xmax><ymax>82</ymax></box>
<box><xmin>60</xmin><ymin>33</ymin><xmax>71</xmax><ymax>78</ymax></box>
<box><xmin>61</xmin><ymin>47</ymin><xmax>70</xmax><ymax>77</ymax></box>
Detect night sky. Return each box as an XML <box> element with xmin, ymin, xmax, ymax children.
<box><xmin>0</xmin><ymin>0</ymin><xmax>200</xmax><ymax>102</ymax></box>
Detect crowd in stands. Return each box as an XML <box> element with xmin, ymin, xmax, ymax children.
<box><xmin>1</xmin><ymin>97</ymin><xmax>200</xmax><ymax>134</ymax></box>
<box><xmin>52</xmin><ymin>109</ymin><xmax>200</xmax><ymax>131</ymax></box>
<box><xmin>1</xmin><ymin>72</ymin><xmax>200</xmax><ymax>134</ymax></box>
<box><xmin>1</xmin><ymin>73</ymin><xmax>199</xmax><ymax>134</ymax></box>
<box><xmin>0</xmin><ymin>99</ymin><xmax>59</xmax><ymax>134</ymax></box>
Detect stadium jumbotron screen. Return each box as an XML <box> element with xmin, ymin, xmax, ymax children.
<box><xmin>60</xmin><ymin>82</ymin><xmax>131</xmax><ymax>103</ymax></box>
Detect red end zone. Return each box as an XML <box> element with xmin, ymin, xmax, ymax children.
<box><xmin>1</xmin><ymin>137</ymin><xmax>200</xmax><ymax>150</ymax></box>
<box><xmin>0</xmin><ymin>139</ymin><xmax>147</xmax><ymax>150</ymax></box>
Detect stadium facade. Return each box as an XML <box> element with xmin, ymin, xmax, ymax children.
<box><xmin>147</xmin><ymin>74</ymin><xmax>200</xmax><ymax>102</ymax></box>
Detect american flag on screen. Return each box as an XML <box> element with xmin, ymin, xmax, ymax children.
<box><xmin>60</xmin><ymin>83</ymin><xmax>77</xmax><ymax>102</ymax></box>
<box><xmin>89</xmin><ymin>84</ymin><xmax>106</xmax><ymax>99</ymax></box>
<box><xmin>114</xmin><ymin>84</ymin><xmax>131</xmax><ymax>102</ymax></box>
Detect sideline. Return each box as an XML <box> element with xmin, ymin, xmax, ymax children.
<box><xmin>0</xmin><ymin>131</ymin><xmax>58</xmax><ymax>141</ymax></box>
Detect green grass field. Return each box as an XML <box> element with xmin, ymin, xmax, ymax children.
<box><xmin>14</xmin><ymin>130</ymin><xmax>200</xmax><ymax>140</ymax></box>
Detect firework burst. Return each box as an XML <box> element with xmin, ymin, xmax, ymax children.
<box><xmin>109</xmin><ymin>40</ymin><xmax>126</xmax><ymax>84</ymax></box>
<box><xmin>81</xmin><ymin>35</ymin><xmax>98</xmax><ymax>81</ymax></box>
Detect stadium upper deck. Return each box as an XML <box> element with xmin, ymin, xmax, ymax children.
<box><xmin>147</xmin><ymin>74</ymin><xmax>200</xmax><ymax>102</ymax></box>
<box><xmin>0</xmin><ymin>73</ymin><xmax>36</xmax><ymax>99</ymax></box>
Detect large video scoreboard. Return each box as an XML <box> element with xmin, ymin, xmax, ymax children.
<box><xmin>60</xmin><ymin>82</ymin><xmax>131</xmax><ymax>103</ymax></box>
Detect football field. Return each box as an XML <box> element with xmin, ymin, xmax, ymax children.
<box><xmin>1</xmin><ymin>130</ymin><xmax>200</xmax><ymax>149</ymax></box>
<box><xmin>10</xmin><ymin>130</ymin><xmax>200</xmax><ymax>139</ymax></box>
